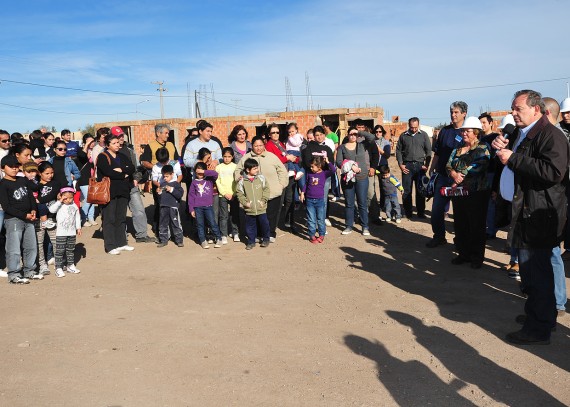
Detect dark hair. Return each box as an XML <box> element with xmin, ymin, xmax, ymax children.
<box><xmin>198</xmin><ymin>147</ymin><xmax>211</xmax><ymax>161</ymax></box>
<box><xmin>96</xmin><ymin>127</ymin><xmax>110</xmax><ymax>140</ymax></box>
<box><xmin>309</xmin><ymin>156</ymin><xmax>327</xmax><ymax>171</ymax></box>
<box><xmin>38</xmin><ymin>161</ymin><xmax>54</xmax><ymax>173</ymax></box>
<box><xmin>43</xmin><ymin>132</ymin><xmax>54</xmax><ymax>140</ymax></box>
<box><xmin>347</xmin><ymin>126</ymin><xmax>357</xmax><ymax>134</ymax></box>
<box><xmin>373</xmin><ymin>124</ymin><xmax>386</xmax><ymax>135</ymax></box>
<box><xmin>322</xmin><ymin>121</ymin><xmax>332</xmax><ymax>129</ymax></box>
<box><xmin>54</xmin><ymin>139</ymin><xmax>67</xmax><ymax>149</ymax></box>
<box><xmin>104</xmin><ymin>134</ymin><xmax>120</xmax><ymax>147</ymax></box>
<box><xmin>287</xmin><ymin>122</ymin><xmax>298</xmax><ymax>131</ymax></box>
<box><xmin>155</xmin><ymin>147</ymin><xmax>170</xmax><ymax>164</ymax></box>
<box><xmin>228</xmin><ymin>125</ymin><xmax>248</xmax><ymax>143</ymax></box>
<box><xmin>266</xmin><ymin>123</ymin><xmax>279</xmax><ymax>138</ymax></box>
<box><xmin>408</xmin><ymin>117</ymin><xmax>420</xmax><ymax>125</ymax></box>
<box><xmin>244</xmin><ymin>158</ymin><xmax>259</xmax><ymax>172</ymax></box>
<box><xmin>11</xmin><ymin>132</ymin><xmax>24</xmax><ymax>142</ymax></box>
<box><xmin>161</xmin><ymin>164</ymin><xmax>174</xmax><ymax>175</ymax></box>
<box><xmin>29</xmin><ymin>130</ymin><xmax>43</xmax><ymax>140</ymax></box>
<box><xmin>251</xmin><ymin>135</ymin><xmax>265</xmax><ymax>146</ymax></box>
<box><xmin>353</xmin><ymin>119</ymin><xmax>365</xmax><ymax>127</ymax></box>
<box><xmin>222</xmin><ymin>147</ymin><xmax>234</xmax><ymax>157</ymax></box>
<box><xmin>313</xmin><ymin>125</ymin><xmax>325</xmax><ymax>135</ymax></box>
<box><xmin>82</xmin><ymin>133</ymin><xmax>94</xmax><ymax>144</ymax></box>
<box><xmin>9</xmin><ymin>143</ymin><xmax>32</xmax><ymax>156</ymax></box>
<box><xmin>378</xmin><ymin>165</ymin><xmax>390</xmax><ymax>174</ymax></box>
<box><xmin>0</xmin><ymin>129</ymin><xmax>9</xmax><ymax>137</ymax></box>
<box><xmin>197</xmin><ymin>121</ymin><xmax>213</xmax><ymax>132</ymax></box>
<box><xmin>194</xmin><ymin>161</ymin><xmax>207</xmax><ymax>171</ymax></box>
<box><xmin>513</xmin><ymin>90</ymin><xmax>546</xmax><ymax>114</ymax></box>
<box><xmin>61</xmin><ymin>129</ymin><xmax>71</xmax><ymax>136</ymax></box>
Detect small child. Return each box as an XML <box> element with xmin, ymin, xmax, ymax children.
<box><xmin>236</xmin><ymin>158</ymin><xmax>270</xmax><ymax>250</ymax></box>
<box><xmin>0</xmin><ymin>155</ymin><xmax>40</xmax><ymax>284</ymax></box>
<box><xmin>152</xmin><ymin>147</ymin><xmax>183</xmax><ymax>187</ymax></box>
<box><xmin>156</xmin><ymin>165</ymin><xmax>185</xmax><ymax>248</ymax></box>
<box><xmin>215</xmin><ymin>147</ymin><xmax>239</xmax><ymax>244</ymax></box>
<box><xmin>188</xmin><ymin>162</ymin><xmax>222</xmax><ymax>249</ymax></box>
<box><xmin>300</xmin><ymin>156</ymin><xmax>335</xmax><ymax>243</ymax></box>
<box><xmin>285</xmin><ymin>125</ymin><xmax>305</xmax><ymax>181</ymax></box>
<box><xmin>49</xmin><ymin>186</ymin><xmax>82</xmax><ymax>278</ymax></box>
<box><xmin>197</xmin><ymin>147</ymin><xmax>219</xmax><ymax>243</ymax></box>
<box><xmin>378</xmin><ymin>165</ymin><xmax>402</xmax><ymax>223</ymax></box>
<box><xmin>36</xmin><ymin>162</ymin><xmax>61</xmax><ymax>275</ymax></box>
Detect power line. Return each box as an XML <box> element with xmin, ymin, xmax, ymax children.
<box><xmin>0</xmin><ymin>101</ymin><xmax>135</xmax><ymax>116</ymax></box>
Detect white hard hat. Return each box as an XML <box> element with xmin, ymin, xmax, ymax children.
<box><xmin>460</xmin><ymin>116</ymin><xmax>483</xmax><ymax>130</ymax></box>
<box><xmin>560</xmin><ymin>98</ymin><xmax>570</xmax><ymax>113</ymax></box>
<box><xmin>498</xmin><ymin>114</ymin><xmax>515</xmax><ymax>129</ymax></box>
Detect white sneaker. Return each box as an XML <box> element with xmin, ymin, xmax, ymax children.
<box><xmin>67</xmin><ymin>265</ymin><xmax>81</xmax><ymax>274</ymax></box>
<box><xmin>362</xmin><ymin>228</ymin><xmax>371</xmax><ymax>236</ymax></box>
<box><xmin>43</xmin><ymin>219</ymin><xmax>57</xmax><ymax>230</ymax></box>
<box><xmin>55</xmin><ymin>268</ymin><xmax>65</xmax><ymax>278</ymax></box>
<box><xmin>233</xmin><ymin>234</ymin><xmax>240</xmax><ymax>242</ymax></box>
<box><xmin>214</xmin><ymin>239</ymin><xmax>222</xmax><ymax>248</ymax></box>
<box><xmin>396</xmin><ymin>218</ymin><xmax>402</xmax><ymax>224</ymax></box>
<box><xmin>325</xmin><ymin>219</ymin><xmax>332</xmax><ymax>227</ymax></box>
<box><xmin>39</xmin><ymin>266</ymin><xmax>50</xmax><ymax>275</ymax></box>
<box><xmin>9</xmin><ymin>276</ymin><xmax>30</xmax><ymax>284</ymax></box>
<box><xmin>201</xmin><ymin>241</ymin><xmax>210</xmax><ymax>249</ymax></box>
<box><xmin>295</xmin><ymin>171</ymin><xmax>304</xmax><ymax>181</ymax></box>
<box><xmin>30</xmin><ymin>274</ymin><xmax>44</xmax><ymax>280</ymax></box>
<box><xmin>330</xmin><ymin>197</ymin><xmax>337</xmax><ymax>202</ymax></box>
<box><xmin>47</xmin><ymin>257</ymin><xmax>55</xmax><ymax>265</ymax></box>
<box><xmin>269</xmin><ymin>237</ymin><xmax>276</xmax><ymax>243</ymax></box>
<box><xmin>341</xmin><ymin>227</ymin><xmax>353</xmax><ymax>235</ymax></box>
<box><xmin>221</xmin><ymin>236</ymin><xmax>228</xmax><ymax>245</ymax></box>
<box><xmin>117</xmin><ymin>245</ymin><xmax>134</xmax><ymax>251</ymax></box>
<box><xmin>0</xmin><ymin>269</ymin><xmax>7</xmax><ymax>278</ymax></box>
<box><xmin>108</xmin><ymin>249</ymin><xmax>121</xmax><ymax>255</ymax></box>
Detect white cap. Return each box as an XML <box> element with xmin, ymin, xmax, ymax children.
<box><xmin>560</xmin><ymin>98</ymin><xmax>570</xmax><ymax>113</ymax></box>
<box><xmin>460</xmin><ymin>116</ymin><xmax>483</xmax><ymax>130</ymax></box>
<box><xmin>498</xmin><ymin>114</ymin><xmax>515</xmax><ymax>129</ymax></box>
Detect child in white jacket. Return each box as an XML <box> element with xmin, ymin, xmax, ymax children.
<box><xmin>49</xmin><ymin>186</ymin><xmax>82</xmax><ymax>278</ymax></box>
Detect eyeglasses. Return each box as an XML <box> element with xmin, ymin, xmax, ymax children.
<box><xmin>56</xmin><ymin>148</ymin><xmax>67</xmax><ymax>151</ymax></box>
<box><xmin>269</xmin><ymin>131</ymin><xmax>280</xmax><ymax>135</ymax></box>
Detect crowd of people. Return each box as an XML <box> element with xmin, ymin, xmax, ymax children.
<box><xmin>0</xmin><ymin>88</ymin><xmax>569</xmax><ymax>346</ymax></box>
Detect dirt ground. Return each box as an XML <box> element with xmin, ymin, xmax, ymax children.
<box><xmin>1</xmin><ymin>191</ymin><xmax>570</xmax><ymax>407</ymax></box>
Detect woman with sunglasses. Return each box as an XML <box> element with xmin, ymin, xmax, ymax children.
<box><xmin>48</xmin><ymin>140</ymin><xmax>80</xmax><ymax>187</ymax></box>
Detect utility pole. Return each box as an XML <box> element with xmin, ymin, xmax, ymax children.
<box><xmin>152</xmin><ymin>81</ymin><xmax>167</xmax><ymax>120</ymax></box>
<box><xmin>194</xmin><ymin>90</ymin><xmax>201</xmax><ymax>118</ymax></box>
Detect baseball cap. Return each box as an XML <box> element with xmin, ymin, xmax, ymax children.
<box><xmin>1</xmin><ymin>155</ymin><xmax>20</xmax><ymax>168</ymax></box>
<box><xmin>111</xmin><ymin>126</ymin><xmax>125</xmax><ymax>136</ymax></box>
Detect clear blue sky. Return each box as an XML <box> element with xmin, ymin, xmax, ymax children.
<box><xmin>1</xmin><ymin>0</ymin><xmax>568</xmax><ymax>133</ymax></box>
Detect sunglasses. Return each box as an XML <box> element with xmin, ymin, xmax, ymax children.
<box><xmin>269</xmin><ymin>131</ymin><xmax>280</xmax><ymax>135</ymax></box>
<box><xmin>56</xmin><ymin>148</ymin><xmax>67</xmax><ymax>151</ymax></box>
<box><xmin>349</xmin><ymin>133</ymin><xmax>358</xmax><ymax>136</ymax></box>
<box><xmin>0</xmin><ymin>139</ymin><xmax>9</xmax><ymax>143</ymax></box>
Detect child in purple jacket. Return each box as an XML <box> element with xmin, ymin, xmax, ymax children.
<box><xmin>300</xmin><ymin>156</ymin><xmax>335</xmax><ymax>243</ymax></box>
<box><xmin>188</xmin><ymin>162</ymin><xmax>222</xmax><ymax>249</ymax></box>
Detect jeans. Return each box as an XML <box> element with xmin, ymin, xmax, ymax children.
<box><xmin>485</xmin><ymin>173</ymin><xmax>497</xmax><ymax>237</ymax></box>
<box><xmin>219</xmin><ymin>196</ymin><xmax>239</xmax><ymax>237</ymax></box>
<box><xmin>551</xmin><ymin>246</ymin><xmax>567</xmax><ymax>311</ymax></box>
<box><xmin>5</xmin><ymin>218</ymin><xmax>37</xmax><ymax>279</ymax></box>
<box><xmin>194</xmin><ymin>206</ymin><xmax>221</xmax><ymax>243</ymax></box>
<box><xmin>518</xmin><ymin>247</ymin><xmax>556</xmax><ymax>339</ymax></box>
<box><xmin>430</xmin><ymin>174</ymin><xmax>452</xmax><ymax>240</ymax></box>
<box><xmin>79</xmin><ymin>185</ymin><xmax>96</xmax><ymax>223</ymax></box>
<box><xmin>367</xmin><ymin>175</ymin><xmax>380</xmax><ymax>221</ymax></box>
<box><xmin>324</xmin><ymin>176</ymin><xmax>332</xmax><ymax>218</ymax></box>
<box><xmin>306</xmin><ymin>198</ymin><xmax>326</xmax><ymax>237</ymax></box>
<box><xmin>402</xmin><ymin>162</ymin><xmax>425</xmax><ymax>216</ymax></box>
<box><xmin>128</xmin><ymin>185</ymin><xmax>149</xmax><ymax>239</ymax></box>
<box><xmin>385</xmin><ymin>194</ymin><xmax>401</xmax><ymax>219</ymax></box>
<box><xmin>343</xmin><ymin>177</ymin><xmax>369</xmax><ymax>229</ymax></box>
<box><xmin>245</xmin><ymin>213</ymin><xmax>270</xmax><ymax>244</ymax></box>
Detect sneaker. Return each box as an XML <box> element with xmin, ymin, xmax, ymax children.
<box><xmin>233</xmin><ymin>234</ymin><xmax>240</xmax><ymax>242</ymax></box>
<box><xmin>136</xmin><ymin>236</ymin><xmax>157</xmax><ymax>243</ymax></box>
<box><xmin>295</xmin><ymin>171</ymin><xmax>304</xmax><ymax>181</ymax></box>
<box><xmin>245</xmin><ymin>243</ymin><xmax>255</xmax><ymax>250</ymax></box>
<box><xmin>508</xmin><ymin>270</ymin><xmax>521</xmax><ymax>281</ymax></box>
<box><xmin>330</xmin><ymin>196</ymin><xmax>337</xmax><ymax>202</ymax></box>
<box><xmin>42</xmin><ymin>219</ymin><xmax>57</xmax><ymax>230</ymax></box>
<box><xmin>341</xmin><ymin>227</ymin><xmax>353</xmax><ymax>235</ymax></box>
<box><xmin>48</xmin><ymin>257</ymin><xmax>55</xmax><ymax>265</ymax></box>
<box><xmin>108</xmin><ymin>249</ymin><xmax>121</xmax><ymax>255</ymax></box>
<box><xmin>156</xmin><ymin>241</ymin><xmax>168</xmax><ymax>248</ymax></box>
<box><xmin>317</xmin><ymin>236</ymin><xmax>324</xmax><ymax>243</ymax></box>
<box><xmin>83</xmin><ymin>220</ymin><xmax>93</xmax><ymax>227</ymax></box>
<box><xmin>269</xmin><ymin>237</ymin><xmax>276</xmax><ymax>243</ymax></box>
<box><xmin>362</xmin><ymin>228</ymin><xmax>370</xmax><ymax>236</ymax></box>
<box><xmin>221</xmin><ymin>236</ymin><xmax>228</xmax><ymax>245</ymax></box>
<box><xmin>67</xmin><ymin>265</ymin><xmax>80</xmax><ymax>274</ymax></box>
<box><xmin>310</xmin><ymin>236</ymin><xmax>319</xmax><ymax>244</ymax></box>
<box><xmin>55</xmin><ymin>268</ymin><xmax>65</xmax><ymax>278</ymax></box>
<box><xmin>260</xmin><ymin>240</ymin><xmax>269</xmax><ymax>248</ymax></box>
<box><xmin>207</xmin><ymin>239</ymin><xmax>214</xmax><ymax>244</ymax></box>
<box><xmin>201</xmin><ymin>241</ymin><xmax>210</xmax><ymax>249</ymax></box>
<box><xmin>425</xmin><ymin>238</ymin><xmax>447</xmax><ymax>248</ymax></box>
<box><xmin>9</xmin><ymin>276</ymin><xmax>30</xmax><ymax>284</ymax></box>
<box><xmin>214</xmin><ymin>239</ymin><xmax>222</xmax><ymax>248</ymax></box>
<box><xmin>176</xmin><ymin>242</ymin><xmax>184</xmax><ymax>247</ymax></box>
<box><xmin>39</xmin><ymin>266</ymin><xmax>50</xmax><ymax>275</ymax></box>
<box><xmin>30</xmin><ymin>274</ymin><xmax>44</xmax><ymax>280</ymax></box>
<box><xmin>117</xmin><ymin>245</ymin><xmax>134</xmax><ymax>251</ymax></box>
<box><xmin>325</xmin><ymin>219</ymin><xmax>332</xmax><ymax>227</ymax></box>
<box><xmin>284</xmin><ymin>222</ymin><xmax>291</xmax><ymax>228</ymax></box>
<box><xmin>395</xmin><ymin>218</ymin><xmax>402</xmax><ymax>224</ymax></box>
<box><xmin>0</xmin><ymin>269</ymin><xmax>7</xmax><ymax>278</ymax></box>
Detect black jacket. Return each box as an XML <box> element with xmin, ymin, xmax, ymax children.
<box><xmin>508</xmin><ymin>115</ymin><xmax>570</xmax><ymax>248</ymax></box>
<box><xmin>96</xmin><ymin>150</ymin><xmax>135</xmax><ymax>199</ymax></box>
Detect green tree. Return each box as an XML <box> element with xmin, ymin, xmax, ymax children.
<box><xmin>80</xmin><ymin>123</ymin><xmax>95</xmax><ymax>136</ymax></box>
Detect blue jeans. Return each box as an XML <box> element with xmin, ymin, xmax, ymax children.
<box><xmin>551</xmin><ymin>246</ymin><xmax>567</xmax><ymax>311</ymax></box>
<box><xmin>518</xmin><ymin>248</ymin><xmax>556</xmax><ymax>339</ymax></box>
<box><xmin>306</xmin><ymin>198</ymin><xmax>326</xmax><ymax>237</ymax></box>
<box><xmin>194</xmin><ymin>206</ymin><xmax>221</xmax><ymax>243</ymax></box>
<box><xmin>218</xmin><ymin>196</ymin><xmax>239</xmax><ymax>237</ymax></box>
<box><xmin>79</xmin><ymin>185</ymin><xmax>96</xmax><ymax>222</ymax></box>
<box><xmin>343</xmin><ymin>177</ymin><xmax>369</xmax><ymax>229</ymax></box>
<box><xmin>5</xmin><ymin>218</ymin><xmax>37</xmax><ymax>280</ymax></box>
<box><xmin>430</xmin><ymin>174</ymin><xmax>452</xmax><ymax>240</ymax></box>
<box><xmin>385</xmin><ymin>194</ymin><xmax>401</xmax><ymax>219</ymax></box>
<box><xmin>245</xmin><ymin>213</ymin><xmax>270</xmax><ymax>244</ymax></box>
<box><xmin>402</xmin><ymin>162</ymin><xmax>425</xmax><ymax>216</ymax></box>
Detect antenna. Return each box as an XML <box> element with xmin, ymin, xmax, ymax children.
<box><xmin>210</xmin><ymin>83</ymin><xmax>217</xmax><ymax>117</ymax></box>
<box><xmin>200</xmin><ymin>84</ymin><xmax>209</xmax><ymax>117</ymax></box>
<box><xmin>285</xmin><ymin>76</ymin><xmax>294</xmax><ymax>112</ymax></box>
<box><xmin>152</xmin><ymin>81</ymin><xmax>167</xmax><ymax>120</ymax></box>
<box><xmin>305</xmin><ymin>71</ymin><xmax>314</xmax><ymax>110</ymax></box>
